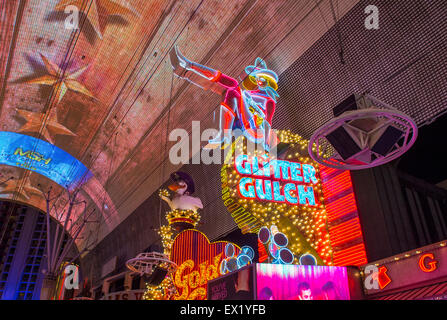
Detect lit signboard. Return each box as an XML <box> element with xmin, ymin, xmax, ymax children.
<box><xmin>221</xmin><ymin>138</ymin><xmax>368</xmax><ymax>267</ymax></box>
<box><xmin>235</xmin><ymin>155</ymin><xmax>318</xmax><ymax>206</ymax></box>
<box><xmin>362</xmin><ymin>242</ymin><xmax>447</xmax><ymax>295</ymax></box>
<box><xmin>170</xmin><ymin>229</ymin><xmax>240</xmax><ymax>300</ymax></box>
<box><xmin>0</xmin><ymin>131</ymin><xmax>91</xmax><ymax>188</ymax></box>
<box><xmin>256</xmin><ymin>263</ymin><xmax>350</xmax><ymax>300</ymax></box>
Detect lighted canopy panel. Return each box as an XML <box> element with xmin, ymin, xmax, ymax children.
<box><xmin>0</xmin><ymin>131</ymin><xmax>92</xmax><ymax>188</ymax></box>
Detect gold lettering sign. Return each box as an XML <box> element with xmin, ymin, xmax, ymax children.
<box><xmin>173</xmin><ymin>253</ymin><xmax>222</xmax><ymax>300</ymax></box>
<box><xmin>170</xmin><ymin>229</ymin><xmax>240</xmax><ymax>300</ymax></box>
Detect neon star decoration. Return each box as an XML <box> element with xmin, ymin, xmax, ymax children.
<box><xmin>0</xmin><ymin>177</ymin><xmax>41</xmax><ymax>201</ymax></box>
<box><xmin>16</xmin><ymin>108</ymin><xmax>76</xmax><ymax>144</ymax></box>
<box><xmin>54</xmin><ymin>0</ymin><xmax>140</xmax><ymax>39</ymax></box>
<box><xmin>23</xmin><ymin>53</ymin><xmax>94</xmax><ymax>103</ymax></box>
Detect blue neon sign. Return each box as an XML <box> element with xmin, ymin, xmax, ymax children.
<box><xmin>0</xmin><ymin>131</ymin><xmax>92</xmax><ymax>188</ymax></box>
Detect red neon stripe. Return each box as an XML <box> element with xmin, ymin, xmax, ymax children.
<box><xmin>330</xmin><ymin>224</ymin><xmax>361</xmax><ymax>237</ymax></box>
<box><xmin>330</xmin><ymin>234</ymin><xmax>363</xmax><ymax>247</ymax></box>
<box><xmin>322</xmin><ymin>177</ymin><xmax>351</xmax><ymax>192</ymax></box>
<box><xmin>323</xmin><ymin>185</ymin><xmax>352</xmax><ymax>199</ymax></box>
<box><xmin>333</xmin><ymin>255</ymin><xmax>367</xmax><ymax>266</ymax></box>
<box><xmin>326</xmin><ymin>197</ymin><xmax>357</xmax><ymax>221</ymax></box>
<box><xmin>334</xmin><ymin>243</ymin><xmax>366</xmax><ymax>254</ymax></box>
<box><xmin>322</xmin><ymin>176</ymin><xmax>352</xmax><ymax>196</ymax></box>
<box><xmin>321</xmin><ymin>170</ymin><xmax>351</xmax><ymax>185</ymax></box>
<box><xmin>333</xmin><ymin>255</ymin><xmax>367</xmax><ymax>265</ymax></box>
<box><xmin>330</xmin><ymin>230</ymin><xmax>362</xmax><ymax>242</ymax></box>
<box><xmin>326</xmin><ymin>193</ymin><xmax>356</xmax><ymax>211</ymax></box>
<box><xmin>322</xmin><ymin>173</ymin><xmax>351</xmax><ymax>191</ymax></box>
<box><xmin>321</xmin><ymin>166</ymin><xmax>367</xmax><ymax>266</ymax></box>
<box><xmin>330</xmin><ymin>228</ymin><xmax>362</xmax><ymax>240</ymax></box>
<box><xmin>332</xmin><ymin>244</ymin><xmax>368</xmax><ymax>265</ymax></box>
<box><xmin>330</xmin><ymin>231</ymin><xmax>362</xmax><ymax>242</ymax></box>
<box><xmin>319</xmin><ymin>166</ymin><xmax>340</xmax><ymax>178</ymax></box>
<box><xmin>330</xmin><ymin>229</ymin><xmax>362</xmax><ymax>240</ymax></box>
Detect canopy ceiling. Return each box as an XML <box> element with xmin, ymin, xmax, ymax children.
<box><xmin>0</xmin><ymin>0</ymin><xmax>359</xmax><ymax>251</ymax></box>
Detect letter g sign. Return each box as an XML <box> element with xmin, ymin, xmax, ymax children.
<box><xmin>418</xmin><ymin>253</ymin><xmax>438</xmax><ymax>273</ymax></box>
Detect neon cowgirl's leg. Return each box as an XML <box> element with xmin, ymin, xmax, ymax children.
<box><xmin>170</xmin><ymin>46</ymin><xmax>238</xmax><ymax>84</ymax></box>
<box><xmin>223</xmin><ymin>88</ymin><xmax>240</xmax><ymax>115</ymax></box>
<box><xmin>264</xmin><ymin>99</ymin><xmax>277</xmax><ymax>152</ymax></box>
<box><xmin>204</xmin><ymin>103</ymin><xmax>236</xmax><ymax>149</ymax></box>
<box><xmin>203</xmin><ymin>89</ymin><xmax>240</xmax><ymax>149</ymax></box>
<box><xmin>213</xmin><ymin>73</ymin><xmax>239</xmax><ymax>89</ymax></box>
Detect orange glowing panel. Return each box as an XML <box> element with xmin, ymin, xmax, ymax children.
<box><xmin>378</xmin><ymin>266</ymin><xmax>392</xmax><ymax>290</ymax></box>
<box><xmin>320</xmin><ymin>166</ymin><xmax>367</xmax><ymax>267</ymax></box>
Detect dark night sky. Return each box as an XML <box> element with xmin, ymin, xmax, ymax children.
<box><xmin>398</xmin><ymin>112</ymin><xmax>447</xmax><ymax>184</ymax></box>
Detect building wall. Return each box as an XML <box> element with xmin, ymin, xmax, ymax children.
<box><xmin>351</xmin><ymin>165</ymin><xmax>447</xmax><ymax>261</ymax></box>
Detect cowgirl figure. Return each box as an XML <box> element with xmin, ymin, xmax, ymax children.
<box><xmin>170</xmin><ymin>46</ymin><xmax>279</xmax><ymax>152</ymax></box>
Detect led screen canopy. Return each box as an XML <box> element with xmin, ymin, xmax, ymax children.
<box><xmin>0</xmin><ymin>131</ymin><xmax>92</xmax><ymax>189</ymax></box>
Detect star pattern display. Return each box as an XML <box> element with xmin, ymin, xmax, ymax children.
<box><xmin>23</xmin><ymin>53</ymin><xmax>94</xmax><ymax>103</ymax></box>
<box><xmin>0</xmin><ymin>177</ymin><xmax>42</xmax><ymax>201</ymax></box>
<box><xmin>16</xmin><ymin>108</ymin><xmax>76</xmax><ymax>144</ymax></box>
<box><xmin>55</xmin><ymin>0</ymin><xmax>140</xmax><ymax>39</ymax></box>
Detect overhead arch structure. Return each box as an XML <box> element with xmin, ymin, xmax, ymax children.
<box><xmin>0</xmin><ymin>131</ymin><xmax>118</xmax><ymax>247</ymax></box>
<box><xmin>0</xmin><ymin>0</ymin><xmax>360</xmax><ymax>251</ymax></box>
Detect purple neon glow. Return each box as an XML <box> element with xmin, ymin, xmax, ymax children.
<box><xmin>256</xmin><ymin>263</ymin><xmax>350</xmax><ymax>300</ymax></box>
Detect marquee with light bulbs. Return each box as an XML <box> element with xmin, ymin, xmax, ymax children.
<box><xmin>221</xmin><ymin>130</ymin><xmax>368</xmax><ymax>267</ymax></box>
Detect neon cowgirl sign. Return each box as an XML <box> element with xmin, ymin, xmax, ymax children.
<box><xmin>170</xmin><ymin>47</ymin><xmax>279</xmax><ymax>151</ymax></box>
<box><xmin>234</xmin><ymin>154</ymin><xmax>318</xmax><ymax>206</ymax></box>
